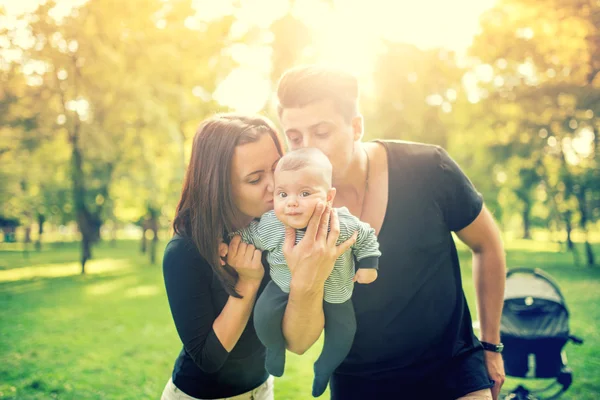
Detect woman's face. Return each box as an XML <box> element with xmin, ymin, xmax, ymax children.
<box><xmin>230</xmin><ymin>133</ymin><xmax>281</xmax><ymax>226</ymax></box>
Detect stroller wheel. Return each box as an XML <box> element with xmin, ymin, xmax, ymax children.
<box><xmin>503</xmin><ymin>385</ymin><xmax>537</xmax><ymax>400</ymax></box>
<box><xmin>556</xmin><ymin>367</ymin><xmax>572</xmax><ymax>390</ymax></box>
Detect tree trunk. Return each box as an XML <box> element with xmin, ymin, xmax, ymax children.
<box><xmin>584</xmin><ymin>234</ymin><xmax>595</xmax><ymax>267</ymax></box>
<box><xmin>110</xmin><ymin>221</ymin><xmax>117</xmax><ymax>247</ymax></box>
<box><xmin>522</xmin><ymin>201</ymin><xmax>531</xmax><ymax>239</ymax></box>
<box><xmin>140</xmin><ymin>221</ymin><xmax>147</xmax><ymax>254</ymax></box>
<box><xmin>575</xmin><ymin>186</ymin><xmax>596</xmax><ymax>266</ymax></box>
<box><xmin>62</xmin><ymin>58</ymin><xmax>99</xmax><ymax>274</ymax></box>
<box><xmin>35</xmin><ymin>213</ymin><xmax>45</xmax><ymax>252</ymax></box>
<box><xmin>81</xmin><ymin>235</ymin><xmax>91</xmax><ymax>274</ymax></box>
<box><xmin>555</xmin><ymin>138</ymin><xmax>585</xmax><ymax>266</ymax></box>
<box><xmin>70</xmin><ymin>119</ymin><xmax>94</xmax><ymax>274</ymax></box>
<box><xmin>23</xmin><ymin>225</ymin><xmax>31</xmax><ymax>258</ymax></box>
<box><xmin>564</xmin><ymin>211</ymin><xmax>580</xmax><ymax>266</ymax></box>
<box><xmin>150</xmin><ymin>215</ymin><xmax>159</xmax><ymax>265</ymax></box>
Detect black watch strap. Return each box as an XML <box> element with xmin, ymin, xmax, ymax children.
<box><xmin>481</xmin><ymin>341</ymin><xmax>504</xmax><ymax>353</ymax></box>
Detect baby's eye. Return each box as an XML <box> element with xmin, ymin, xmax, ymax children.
<box><xmin>300</xmin><ymin>191</ymin><xmax>311</xmax><ymax>197</ymax></box>
<box><xmin>278</xmin><ymin>192</ymin><xmax>287</xmax><ymax>198</ymax></box>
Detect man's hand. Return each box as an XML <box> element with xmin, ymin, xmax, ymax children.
<box><xmin>283</xmin><ymin>202</ymin><xmax>357</xmax><ymax>289</ymax></box>
<box><xmin>281</xmin><ymin>203</ymin><xmax>358</xmax><ymax>354</ymax></box>
<box><xmin>484</xmin><ymin>351</ymin><xmax>505</xmax><ymax>400</ymax></box>
<box><xmin>353</xmin><ymin>268</ymin><xmax>377</xmax><ymax>284</ymax></box>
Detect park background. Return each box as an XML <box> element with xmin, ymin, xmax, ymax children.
<box><xmin>1</xmin><ymin>0</ymin><xmax>599</xmax><ymax>398</ymax></box>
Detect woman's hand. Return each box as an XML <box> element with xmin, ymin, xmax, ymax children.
<box><xmin>225</xmin><ymin>235</ymin><xmax>264</xmax><ymax>287</ymax></box>
<box><xmin>283</xmin><ymin>202</ymin><xmax>358</xmax><ymax>291</ymax></box>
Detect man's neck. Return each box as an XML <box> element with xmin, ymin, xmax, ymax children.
<box><xmin>332</xmin><ymin>143</ymin><xmax>368</xmax><ymax>202</ymax></box>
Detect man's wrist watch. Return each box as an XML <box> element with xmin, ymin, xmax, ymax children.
<box><xmin>481</xmin><ymin>341</ymin><xmax>504</xmax><ymax>353</ymax></box>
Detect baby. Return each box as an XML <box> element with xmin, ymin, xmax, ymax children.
<box><xmin>236</xmin><ymin>147</ymin><xmax>381</xmax><ymax>397</ymax></box>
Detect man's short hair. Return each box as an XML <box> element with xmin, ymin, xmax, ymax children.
<box><xmin>276</xmin><ymin>65</ymin><xmax>359</xmax><ymax>123</ymax></box>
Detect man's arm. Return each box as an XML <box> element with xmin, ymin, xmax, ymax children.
<box><xmin>282</xmin><ymin>203</ymin><xmax>357</xmax><ymax>354</ymax></box>
<box><xmin>456</xmin><ymin>205</ymin><xmax>506</xmax><ymax>398</ymax></box>
<box><xmin>283</xmin><ymin>278</ymin><xmax>326</xmax><ymax>354</ymax></box>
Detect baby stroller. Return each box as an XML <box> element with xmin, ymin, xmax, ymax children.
<box><xmin>500</xmin><ymin>268</ymin><xmax>583</xmax><ymax>400</ymax></box>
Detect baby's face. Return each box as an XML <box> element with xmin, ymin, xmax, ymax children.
<box><xmin>274</xmin><ymin>166</ymin><xmax>330</xmax><ymax>229</ymax></box>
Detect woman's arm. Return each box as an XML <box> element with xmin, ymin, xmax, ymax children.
<box><xmin>212</xmin><ymin>280</ymin><xmax>261</xmax><ymax>351</ymax></box>
<box><xmin>213</xmin><ymin>235</ymin><xmax>264</xmax><ymax>351</ymax></box>
<box><xmin>163</xmin><ymin>237</ymin><xmax>263</xmax><ymax>372</ymax></box>
<box><xmin>282</xmin><ymin>203</ymin><xmax>357</xmax><ymax>354</ymax></box>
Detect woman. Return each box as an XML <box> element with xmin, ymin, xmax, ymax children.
<box><xmin>161</xmin><ymin>114</ymin><xmax>283</xmax><ymax>400</ymax></box>
<box><xmin>161</xmin><ymin>113</ymin><xmax>354</xmax><ymax>400</ymax></box>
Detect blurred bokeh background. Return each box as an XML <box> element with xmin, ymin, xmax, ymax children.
<box><xmin>0</xmin><ymin>0</ymin><xmax>599</xmax><ymax>399</ymax></box>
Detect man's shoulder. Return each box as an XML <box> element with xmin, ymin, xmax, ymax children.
<box><xmin>377</xmin><ymin>140</ymin><xmax>441</xmax><ymax>160</ymax></box>
<box><xmin>376</xmin><ymin>140</ymin><xmax>444</xmax><ymax>175</ymax></box>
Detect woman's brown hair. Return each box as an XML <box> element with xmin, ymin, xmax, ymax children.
<box><xmin>173</xmin><ymin>114</ymin><xmax>283</xmax><ymax>298</ymax></box>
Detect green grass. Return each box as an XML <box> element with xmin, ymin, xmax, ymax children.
<box><xmin>0</xmin><ymin>239</ymin><xmax>599</xmax><ymax>399</ymax></box>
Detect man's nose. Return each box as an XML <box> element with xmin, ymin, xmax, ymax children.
<box><xmin>302</xmin><ymin>136</ymin><xmax>313</xmax><ymax>148</ymax></box>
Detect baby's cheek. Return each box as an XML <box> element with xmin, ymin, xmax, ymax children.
<box><xmin>274</xmin><ymin>205</ymin><xmax>285</xmax><ymax>221</ymax></box>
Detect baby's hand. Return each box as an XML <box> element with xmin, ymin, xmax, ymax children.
<box><xmin>353</xmin><ymin>268</ymin><xmax>378</xmax><ymax>284</ymax></box>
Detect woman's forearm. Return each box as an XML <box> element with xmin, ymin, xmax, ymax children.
<box><xmin>213</xmin><ymin>281</ymin><xmax>260</xmax><ymax>352</ymax></box>
<box><xmin>282</xmin><ymin>280</ymin><xmax>325</xmax><ymax>355</ymax></box>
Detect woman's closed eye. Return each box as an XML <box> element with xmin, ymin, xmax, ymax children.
<box><xmin>287</xmin><ymin>135</ymin><xmax>302</xmax><ymax>145</ymax></box>
<box><xmin>248</xmin><ymin>176</ymin><xmax>261</xmax><ymax>184</ymax></box>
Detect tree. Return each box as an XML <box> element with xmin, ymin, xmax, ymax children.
<box><xmin>469</xmin><ymin>0</ymin><xmax>599</xmax><ymax>265</ymax></box>
<box><xmin>2</xmin><ymin>0</ymin><xmax>241</xmax><ymax>271</ymax></box>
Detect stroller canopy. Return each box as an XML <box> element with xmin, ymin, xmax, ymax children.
<box><xmin>504</xmin><ymin>269</ymin><xmax>565</xmax><ymax>305</ymax></box>
<box><xmin>501</xmin><ymin>268</ymin><xmax>569</xmax><ymax>340</ymax></box>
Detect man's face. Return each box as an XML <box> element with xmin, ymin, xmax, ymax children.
<box><xmin>280</xmin><ymin>99</ymin><xmax>361</xmax><ymax>182</ymax></box>
<box><xmin>273</xmin><ymin>167</ymin><xmax>331</xmax><ymax>229</ymax></box>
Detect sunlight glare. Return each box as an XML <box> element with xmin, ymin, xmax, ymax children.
<box><xmin>125</xmin><ymin>285</ymin><xmax>161</xmax><ymax>298</ymax></box>
<box><xmin>213</xmin><ymin>67</ymin><xmax>272</xmax><ymax>114</ymax></box>
<box><xmin>215</xmin><ymin>0</ymin><xmax>497</xmax><ymax>112</ymax></box>
<box><xmin>0</xmin><ymin>259</ymin><xmax>129</xmax><ymax>282</ymax></box>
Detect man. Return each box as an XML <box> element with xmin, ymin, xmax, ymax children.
<box><xmin>275</xmin><ymin>65</ymin><xmax>506</xmax><ymax>400</ymax></box>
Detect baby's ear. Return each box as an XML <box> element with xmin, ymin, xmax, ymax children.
<box><xmin>327</xmin><ymin>187</ymin><xmax>336</xmax><ymax>204</ymax></box>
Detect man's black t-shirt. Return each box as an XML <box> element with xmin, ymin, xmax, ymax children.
<box><xmin>332</xmin><ymin>141</ymin><xmax>493</xmax><ymax>399</ymax></box>
<box><xmin>163</xmin><ymin>236</ymin><xmax>270</xmax><ymax>399</ymax></box>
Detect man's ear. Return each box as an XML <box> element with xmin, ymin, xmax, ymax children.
<box><xmin>327</xmin><ymin>187</ymin><xmax>337</xmax><ymax>204</ymax></box>
<box><xmin>351</xmin><ymin>115</ymin><xmax>364</xmax><ymax>141</ymax></box>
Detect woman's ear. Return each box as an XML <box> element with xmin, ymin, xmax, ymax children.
<box><xmin>327</xmin><ymin>187</ymin><xmax>337</xmax><ymax>204</ymax></box>
<box><xmin>351</xmin><ymin>115</ymin><xmax>364</xmax><ymax>141</ymax></box>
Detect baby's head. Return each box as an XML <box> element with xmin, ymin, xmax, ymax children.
<box><xmin>274</xmin><ymin>148</ymin><xmax>336</xmax><ymax>229</ymax></box>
